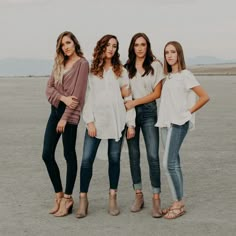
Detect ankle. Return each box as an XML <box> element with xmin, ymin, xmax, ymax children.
<box><xmin>172</xmin><ymin>200</ymin><xmax>184</xmax><ymax>208</ymax></box>
<box><xmin>80</xmin><ymin>193</ymin><xmax>87</xmax><ymax>198</ymax></box>
<box><xmin>63</xmin><ymin>194</ymin><xmax>72</xmax><ymax>199</ymax></box>
<box><xmin>55</xmin><ymin>192</ymin><xmax>64</xmax><ymax>199</ymax></box>
<box><xmin>153</xmin><ymin>194</ymin><xmax>160</xmax><ymax>200</ymax></box>
<box><xmin>135</xmin><ymin>190</ymin><xmax>142</xmax><ymax>194</ymax></box>
<box><xmin>109</xmin><ymin>189</ymin><xmax>117</xmax><ymax>196</ymax></box>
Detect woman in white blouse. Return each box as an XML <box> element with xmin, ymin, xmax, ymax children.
<box><xmin>156</xmin><ymin>41</ymin><xmax>209</xmax><ymax>219</ymax></box>
<box><xmin>76</xmin><ymin>34</ymin><xmax>135</xmax><ymax>218</ymax></box>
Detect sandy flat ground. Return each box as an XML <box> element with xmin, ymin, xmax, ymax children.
<box><xmin>189</xmin><ymin>63</ymin><xmax>236</xmax><ymax>75</ymax></box>
<box><xmin>0</xmin><ymin>75</ymin><xmax>235</xmax><ymax>236</ymax></box>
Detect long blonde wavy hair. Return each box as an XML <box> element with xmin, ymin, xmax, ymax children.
<box><xmin>90</xmin><ymin>34</ymin><xmax>123</xmax><ymax>78</ymax></box>
<box><xmin>53</xmin><ymin>31</ymin><xmax>83</xmax><ymax>83</ymax></box>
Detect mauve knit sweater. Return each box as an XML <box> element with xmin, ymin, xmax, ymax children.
<box><xmin>46</xmin><ymin>58</ymin><xmax>89</xmax><ymax>125</ymax></box>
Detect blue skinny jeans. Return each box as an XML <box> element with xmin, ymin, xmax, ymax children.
<box><xmin>127</xmin><ymin>101</ymin><xmax>161</xmax><ymax>194</ymax></box>
<box><xmin>80</xmin><ymin>130</ymin><xmax>124</xmax><ymax>193</ymax></box>
<box><xmin>160</xmin><ymin>121</ymin><xmax>189</xmax><ymax>201</ymax></box>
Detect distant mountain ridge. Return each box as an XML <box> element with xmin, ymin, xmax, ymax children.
<box><xmin>0</xmin><ymin>57</ymin><xmax>236</xmax><ymax>76</ymax></box>
<box><xmin>187</xmin><ymin>56</ymin><xmax>236</xmax><ymax>65</ymax></box>
<box><xmin>0</xmin><ymin>58</ymin><xmax>53</xmax><ymax>77</ymax></box>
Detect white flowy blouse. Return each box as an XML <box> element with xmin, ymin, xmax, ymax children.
<box><xmin>83</xmin><ymin>67</ymin><xmax>135</xmax><ymax>141</ymax></box>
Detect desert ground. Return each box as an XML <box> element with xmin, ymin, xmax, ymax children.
<box><xmin>0</xmin><ymin>75</ymin><xmax>235</xmax><ymax>236</ymax></box>
<box><xmin>189</xmin><ymin>63</ymin><xmax>236</xmax><ymax>75</ymax></box>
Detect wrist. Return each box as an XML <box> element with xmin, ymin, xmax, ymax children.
<box><xmin>60</xmin><ymin>95</ymin><xmax>66</xmax><ymax>103</ymax></box>
<box><xmin>128</xmin><ymin>125</ymin><xmax>135</xmax><ymax>129</ymax></box>
<box><xmin>87</xmin><ymin>122</ymin><xmax>94</xmax><ymax>127</ymax></box>
<box><xmin>133</xmin><ymin>99</ymin><xmax>139</xmax><ymax>107</ymax></box>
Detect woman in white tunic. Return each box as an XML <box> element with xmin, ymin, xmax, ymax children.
<box><xmin>156</xmin><ymin>41</ymin><xmax>210</xmax><ymax>219</ymax></box>
<box><xmin>76</xmin><ymin>35</ymin><xmax>135</xmax><ymax>218</ymax></box>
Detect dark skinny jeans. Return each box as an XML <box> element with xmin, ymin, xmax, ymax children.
<box><xmin>42</xmin><ymin>102</ymin><xmax>78</xmax><ymax>195</ymax></box>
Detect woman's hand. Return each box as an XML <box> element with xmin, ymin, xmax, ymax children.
<box><xmin>121</xmin><ymin>84</ymin><xmax>131</xmax><ymax>98</ymax></box>
<box><xmin>56</xmin><ymin>119</ymin><xmax>67</xmax><ymax>133</ymax></box>
<box><xmin>61</xmin><ymin>95</ymin><xmax>79</xmax><ymax>109</ymax></box>
<box><xmin>127</xmin><ymin>127</ymin><xmax>135</xmax><ymax>139</ymax></box>
<box><xmin>190</xmin><ymin>86</ymin><xmax>210</xmax><ymax>113</ymax></box>
<box><xmin>125</xmin><ymin>100</ymin><xmax>136</xmax><ymax>110</ymax></box>
<box><xmin>87</xmin><ymin>122</ymin><xmax>96</xmax><ymax>137</ymax></box>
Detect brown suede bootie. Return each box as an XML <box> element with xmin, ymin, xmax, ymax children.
<box><xmin>54</xmin><ymin>196</ymin><xmax>74</xmax><ymax>217</ymax></box>
<box><xmin>130</xmin><ymin>192</ymin><xmax>144</xmax><ymax>212</ymax></box>
<box><xmin>152</xmin><ymin>198</ymin><xmax>162</xmax><ymax>218</ymax></box>
<box><xmin>49</xmin><ymin>192</ymin><xmax>63</xmax><ymax>214</ymax></box>
<box><xmin>76</xmin><ymin>196</ymin><xmax>89</xmax><ymax>218</ymax></box>
<box><xmin>108</xmin><ymin>193</ymin><xmax>120</xmax><ymax>216</ymax></box>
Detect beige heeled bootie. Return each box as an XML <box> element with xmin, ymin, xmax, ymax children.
<box><xmin>54</xmin><ymin>196</ymin><xmax>74</xmax><ymax>217</ymax></box>
<box><xmin>108</xmin><ymin>193</ymin><xmax>120</xmax><ymax>216</ymax></box>
<box><xmin>152</xmin><ymin>197</ymin><xmax>162</xmax><ymax>218</ymax></box>
<box><xmin>76</xmin><ymin>195</ymin><xmax>89</xmax><ymax>218</ymax></box>
<box><xmin>49</xmin><ymin>192</ymin><xmax>64</xmax><ymax>214</ymax></box>
<box><xmin>130</xmin><ymin>192</ymin><xmax>144</xmax><ymax>212</ymax></box>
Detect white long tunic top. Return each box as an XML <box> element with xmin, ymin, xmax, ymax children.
<box><xmin>83</xmin><ymin>67</ymin><xmax>135</xmax><ymax>141</ymax></box>
<box><xmin>156</xmin><ymin>69</ymin><xmax>200</xmax><ymax>130</ymax></box>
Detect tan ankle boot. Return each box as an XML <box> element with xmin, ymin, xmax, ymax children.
<box><xmin>108</xmin><ymin>194</ymin><xmax>120</xmax><ymax>216</ymax></box>
<box><xmin>54</xmin><ymin>196</ymin><xmax>74</xmax><ymax>217</ymax></box>
<box><xmin>49</xmin><ymin>192</ymin><xmax>63</xmax><ymax>214</ymax></box>
<box><xmin>49</xmin><ymin>197</ymin><xmax>62</xmax><ymax>214</ymax></box>
<box><xmin>131</xmin><ymin>192</ymin><xmax>144</xmax><ymax>212</ymax></box>
<box><xmin>152</xmin><ymin>198</ymin><xmax>162</xmax><ymax>218</ymax></box>
<box><xmin>76</xmin><ymin>196</ymin><xmax>89</xmax><ymax>218</ymax></box>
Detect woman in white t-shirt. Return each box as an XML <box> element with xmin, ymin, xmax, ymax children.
<box><xmin>76</xmin><ymin>35</ymin><xmax>135</xmax><ymax>218</ymax></box>
<box><xmin>124</xmin><ymin>33</ymin><xmax>164</xmax><ymax>218</ymax></box>
<box><xmin>156</xmin><ymin>41</ymin><xmax>210</xmax><ymax>219</ymax></box>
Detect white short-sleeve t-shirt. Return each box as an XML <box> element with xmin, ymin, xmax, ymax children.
<box><xmin>155</xmin><ymin>69</ymin><xmax>200</xmax><ymax>129</ymax></box>
<box><xmin>129</xmin><ymin>60</ymin><xmax>164</xmax><ymax>99</ymax></box>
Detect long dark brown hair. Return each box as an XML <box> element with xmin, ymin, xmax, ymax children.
<box><xmin>90</xmin><ymin>34</ymin><xmax>123</xmax><ymax>78</ymax></box>
<box><xmin>163</xmin><ymin>41</ymin><xmax>186</xmax><ymax>75</ymax></box>
<box><xmin>125</xmin><ymin>33</ymin><xmax>156</xmax><ymax>79</ymax></box>
<box><xmin>53</xmin><ymin>31</ymin><xmax>83</xmax><ymax>83</ymax></box>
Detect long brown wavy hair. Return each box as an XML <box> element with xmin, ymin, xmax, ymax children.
<box><xmin>125</xmin><ymin>33</ymin><xmax>156</xmax><ymax>79</ymax></box>
<box><xmin>53</xmin><ymin>31</ymin><xmax>84</xmax><ymax>83</ymax></box>
<box><xmin>90</xmin><ymin>34</ymin><xmax>123</xmax><ymax>78</ymax></box>
<box><xmin>163</xmin><ymin>41</ymin><xmax>186</xmax><ymax>75</ymax></box>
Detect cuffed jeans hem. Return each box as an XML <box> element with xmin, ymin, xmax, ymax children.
<box><xmin>152</xmin><ymin>187</ymin><xmax>161</xmax><ymax>194</ymax></box>
<box><xmin>133</xmin><ymin>183</ymin><xmax>142</xmax><ymax>191</ymax></box>
<box><xmin>174</xmin><ymin>196</ymin><xmax>184</xmax><ymax>201</ymax></box>
<box><xmin>173</xmin><ymin>198</ymin><xmax>183</xmax><ymax>202</ymax></box>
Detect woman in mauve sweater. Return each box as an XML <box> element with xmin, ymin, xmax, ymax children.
<box><xmin>42</xmin><ymin>31</ymin><xmax>89</xmax><ymax>217</ymax></box>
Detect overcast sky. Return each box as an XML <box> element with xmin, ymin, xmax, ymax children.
<box><xmin>0</xmin><ymin>0</ymin><xmax>235</xmax><ymax>61</ymax></box>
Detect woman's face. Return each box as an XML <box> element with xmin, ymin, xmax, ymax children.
<box><xmin>104</xmin><ymin>38</ymin><xmax>117</xmax><ymax>59</ymax></box>
<box><xmin>61</xmin><ymin>35</ymin><xmax>76</xmax><ymax>57</ymax></box>
<box><xmin>134</xmin><ymin>36</ymin><xmax>147</xmax><ymax>59</ymax></box>
<box><xmin>165</xmin><ymin>44</ymin><xmax>178</xmax><ymax>66</ymax></box>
